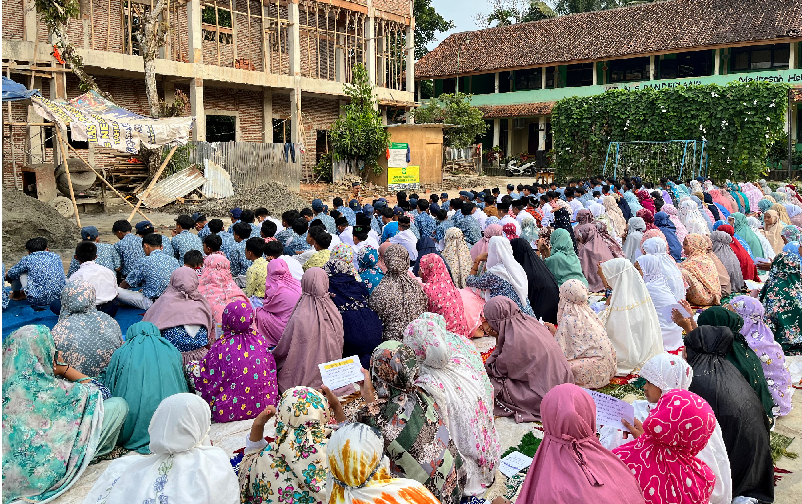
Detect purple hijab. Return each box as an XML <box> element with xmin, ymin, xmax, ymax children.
<box><xmin>730</xmin><ymin>295</ymin><xmax>793</xmax><ymax>416</ymax></box>
<box><xmin>194</xmin><ymin>300</ymin><xmax>278</xmax><ymax>422</ymax></box>
<box><xmin>255</xmin><ymin>258</ymin><xmax>303</xmax><ymax>346</ymax></box>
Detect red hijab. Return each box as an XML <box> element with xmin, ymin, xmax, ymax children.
<box><xmin>718</xmin><ymin>224</ymin><xmax>759</xmax><ymax>281</ymax></box>
<box><xmin>637</xmin><ymin>208</ymin><xmax>658</xmax><ymax>231</ymax></box>
<box><xmin>637</xmin><ymin>190</ymin><xmax>656</xmax><ymax>214</ymax></box>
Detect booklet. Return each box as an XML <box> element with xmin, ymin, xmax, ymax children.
<box><xmin>498</xmin><ymin>451</ymin><xmax>534</xmax><ymax>478</ymax></box>
<box><xmin>584</xmin><ymin>389</ymin><xmax>635</xmax><ymax>432</ymax></box>
<box><xmin>318</xmin><ymin>356</ymin><xmax>364</xmax><ymax>390</ymax></box>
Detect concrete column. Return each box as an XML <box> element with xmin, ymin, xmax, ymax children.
<box><xmin>790</xmin><ymin>104</ymin><xmax>798</xmax><ymax>144</ymax></box>
<box><xmin>381</xmin><ymin>108</ymin><xmax>388</xmax><ymax>126</ymax></box>
<box><xmin>288</xmin><ymin>0</ymin><xmax>302</xmax><ymax>143</ymax></box>
<box><xmin>493</xmin><ymin>118</ymin><xmax>500</xmax><ymax>147</ymax></box>
<box><xmin>592</xmin><ymin>63</ymin><xmax>598</xmax><ymax>85</ymax></box>
<box><xmin>494</xmin><ymin>72</ymin><xmax>500</xmax><ymax>93</ymax></box>
<box><xmin>335</xmin><ymin>34</ymin><xmax>345</xmax><ymax>82</ymax></box>
<box><xmin>24</xmin><ymin>0</ymin><xmax>37</xmax><ymax>42</ymax></box>
<box><xmin>649</xmin><ymin>55</ymin><xmax>656</xmax><ymax>80</ymax></box>
<box><xmin>406</xmin><ymin>24</ymin><xmax>414</xmax><ymax>123</ymax></box>
<box><xmin>164</xmin><ymin>81</ymin><xmax>175</xmax><ymax>106</ymax></box>
<box><xmin>506</xmin><ymin>118</ymin><xmax>513</xmax><ymax>155</ymax></box>
<box><xmin>377</xmin><ymin>33</ymin><xmax>386</xmax><ymax>88</ymax></box>
<box><xmin>366</xmin><ymin>3</ymin><xmax>376</xmax><ymax>85</ymax></box>
<box><xmin>188</xmin><ymin>0</ymin><xmax>203</xmax><ymax>63</ymax></box>
<box><xmin>263</xmin><ymin>90</ymin><xmax>273</xmax><ymax>143</ymax></box>
<box><xmin>27</xmin><ymin>75</ymin><xmax>45</xmax><ymax>164</ymax></box>
<box><xmin>190</xmin><ymin>78</ymin><xmax>205</xmax><ymax>141</ymax></box>
<box><xmin>541</xmin><ymin>67</ymin><xmax>547</xmax><ymax>89</ymax></box>
<box><xmin>714</xmin><ymin>49</ymin><xmax>721</xmax><ymax>75</ymax></box>
<box><xmin>339</xmin><ymin>99</ymin><xmax>347</xmax><ymax>118</ymax></box>
<box><xmin>790</xmin><ymin>42</ymin><xmax>797</xmax><ymax>70</ymax></box>
<box><xmin>538</xmin><ymin>116</ymin><xmax>546</xmax><ymax>151</ymax></box>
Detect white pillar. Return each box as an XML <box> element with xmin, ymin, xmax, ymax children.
<box><xmin>288</xmin><ymin>0</ymin><xmax>302</xmax><ymax>143</ymax></box>
<box><xmin>592</xmin><ymin>64</ymin><xmax>598</xmax><ymax>86</ymax></box>
<box><xmin>506</xmin><ymin>118</ymin><xmax>513</xmax><ymax>155</ymax></box>
<box><xmin>494</xmin><ymin>72</ymin><xmax>500</xmax><ymax>93</ymax></box>
<box><xmin>493</xmin><ymin>118</ymin><xmax>500</xmax><ymax>147</ymax></box>
<box><xmin>538</xmin><ymin>116</ymin><xmax>546</xmax><ymax>151</ymax></box>
<box><xmin>406</xmin><ymin>25</ymin><xmax>415</xmax><ymax>94</ymax></box>
<box><xmin>714</xmin><ymin>49</ymin><xmax>721</xmax><ymax>75</ymax></box>
<box><xmin>188</xmin><ymin>0</ymin><xmax>202</xmax><ymax>63</ymax></box>
<box><xmin>24</xmin><ymin>0</ymin><xmax>37</xmax><ymax>42</ymax></box>
<box><xmin>649</xmin><ymin>55</ymin><xmax>656</xmax><ymax>80</ymax></box>
<box><xmin>542</xmin><ymin>67</ymin><xmax>547</xmax><ymax>89</ymax></box>
<box><xmin>790</xmin><ymin>104</ymin><xmax>798</xmax><ymax>144</ymax></box>
<box><xmin>263</xmin><ymin>90</ymin><xmax>273</xmax><ymax>143</ymax></box>
<box><xmin>790</xmin><ymin>42</ymin><xmax>797</xmax><ymax>70</ymax></box>
<box><xmin>366</xmin><ymin>3</ymin><xmax>376</xmax><ymax>85</ymax></box>
<box><xmin>335</xmin><ymin>34</ymin><xmax>345</xmax><ymax>82</ymax></box>
<box><xmin>190</xmin><ymin>78</ymin><xmax>205</xmax><ymax>141</ymax></box>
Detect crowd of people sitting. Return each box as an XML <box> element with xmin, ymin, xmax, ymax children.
<box><xmin>5</xmin><ymin>175</ymin><xmax>802</xmax><ymax>504</ymax></box>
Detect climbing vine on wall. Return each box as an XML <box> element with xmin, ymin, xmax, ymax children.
<box><xmin>551</xmin><ymin>81</ymin><xmax>789</xmax><ymax>182</ymax></box>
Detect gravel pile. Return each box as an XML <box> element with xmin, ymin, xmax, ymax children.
<box><xmin>3</xmin><ymin>188</ymin><xmax>81</xmax><ymax>261</ymax></box>
<box><xmin>161</xmin><ymin>181</ymin><xmax>310</xmax><ymax>218</ymax></box>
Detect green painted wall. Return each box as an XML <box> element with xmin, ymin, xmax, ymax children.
<box><xmin>469</xmin><ymin>68</ymin><xmax>802</xmax><ymax>109</ymax></box>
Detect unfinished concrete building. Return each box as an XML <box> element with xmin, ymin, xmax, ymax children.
<box><xmin>2</xmin><ymin>0</ymin><xmax>416</xmax><ymax>190</ymax></box>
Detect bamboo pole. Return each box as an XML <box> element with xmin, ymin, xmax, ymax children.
<box><xmin>260</xmin><ymin>0</ymin><xmax>266</xmax><ymax>72</ymax></box>
<box><xmin>246</xmin><ymin>0</ymin><xmax>252</xmax><ymax>67</ymax></box>
<box><xmin>54</xmin><ymin>128</ymin><xmax>82</xmax><ymax>227</ymax></box>
<box><xmin>127</xmin><ymin>145</ymin><xmax>178</xmax><ymax>221</ymax></box>
<box><xmin>61</xmin><ymin>136</ymin><xmax>153</xmax><ymax>221</ymax></box>
<box><xmin>90</xmin><ymin>0</ymin><xmax>95</xmax><ymax>49</ymax></box>
<box><xmin>216</xmin><ymin>2</ymin><xmax>221</xmax><ymax>66</ymax></box>
<box><xmin>107</xmin><ymin>0</ymin><xmax>112</xmax><ymax>51</ymax></box>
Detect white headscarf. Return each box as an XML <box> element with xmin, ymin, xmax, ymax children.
<box><xmin>679</xmin><ymin>199</ymin><xmax>710</xmax><ymax>236</ymax></box>
<box><xmin>622</xmin><ymin>217</ymin><xmax>646</xmax><ymax>263</ymax></box>
<box><xmin>619</xmin><ymin>353</ymin><xmax>733</xmax><ymax>504</ymax></box>
<box><xmin>388</xmin><ymin>229</ymin><xmax>419</xmax><ymax>261</ymax></box>
<box><xmin>746</xmin><ymin>216</ymin><xmax>777</xmax><ymax>260</ymax></box>
<box><xmin>82</xmin><ymin>393</ymin><xmax>239</xmax><ymax>504</ymax></box>
<box><xmin>279</xmin><ymin>254</ymin><xmax>306</xmax><ymax>281</ymax></box>
<box><xmin>486</xmin><ymin>235</ymin><xmax>529</xmax><ymax>306</ymax></box>
<box><xmin>599</xmin><ymin>258</ymin><xmax>663</xmax><ymax>375</ymax></box>
<box><xmin>635</xmin><ymin>255</ymin><xmax>684</xmax><ymax>352</ymax></box>
<box><xmin>588</xmin><ymin>202</ymin><xmax>605</xmax><ymax>218</ymax></box>
<box><xmin>640</xmin><ymin>237</ymin><xmax>686</xmax><ymax>301</ymax></box>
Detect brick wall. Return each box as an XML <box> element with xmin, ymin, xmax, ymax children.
<box><xmin>3</xmin><ymin>0</ymin><xmax>24</xmax><ymax>41</ymax></box>
<box><xmin>203</xmin><ymin>86</ymin><xmax>264</xmax><ymax>142</ymax></box>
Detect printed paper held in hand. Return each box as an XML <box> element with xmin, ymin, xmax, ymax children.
<box><xmin>659</xmin><ymin>302</ymin><xmax>693</xmax><ymax>323</ymax></box>
<box><xmin>498</xmin><ymin>451</ymin><xmax>533</xmax><ymax>478</ymax></box>
<box><xmin>584</xmin><ymin>389</ymin><xmax>635</xmax><ymax>432</ymax></box>
<box><xmin>318</xmin><ymin>356</ymin><xmax>364</xmax><ymax>390</ymax></box>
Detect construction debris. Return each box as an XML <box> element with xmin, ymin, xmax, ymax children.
<box><xmin>161</xmin><ymin>180</ymin><xmax>310</xmax><ymax>218</ymax></box>
<box><xmin>138</xmin><ymin>167</ymin><xmax>206</xmax><ymax>209</ymax></box>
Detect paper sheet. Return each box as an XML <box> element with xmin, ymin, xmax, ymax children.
<box><xmin>498</xmin><ymin>451</ymin><xmax>534</xmax><ymax>478</ymax></box>
<box><xmin>318</xmin><ymin>356</ymin><xmax>364</xmax><ymax>390</ymax></box>
<box><xmin>744</xmin><ymin>280</ymin><xmax>764</xmax><ymax>291</ymax></box>
<box><xmin>657</xmin><ymin>302</ymin><xmax>692</xmax><ymax>323</ymax></box>
<box><xmin>584</xmin><ymin>389</ymin><xmax>635</xmax><ymax>432</ymax></box>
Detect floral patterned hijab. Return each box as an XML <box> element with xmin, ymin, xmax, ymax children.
<box><xmin>759</xmin><ymin>251</ymin><xmax>802</xmax><ymax>352</ymax></box>
<box><xmin>680</xmin><ymin>234</ymin><xmax>722</xmax><ymax>306</ymax></box>
<box><xmin>198</xmin><ymin>253</ymin><xmax>249</xmax><ymax>324</ymax></box>
<box><xmin>441</xmin><ymin>227</ymin><xmax>473</xmax><ymax>289</ymax></box>
<box><xmin>324</xmin><ymin>243</ymin><xmax>361</xmax><ymax>280</ymax></box>
<box><xmin>357</xmin><ymin>246</ymin><xmax>384</xmax><ymax>294</ymax></box>
<box><xmin>241</xmin><ymin>386</ymin><xmax>330</xmax><ymax>504</ymax></box>
<box><xmin>2</xmin><ymin>325</ymin><xmax>104</xmax><ymax>504</ymax></box>
<box><xmin>418</xmin><ymin>255</ymin><xmax>469</xmax><ymax>336</ymax></box>
<box><xmin>369</xmin><ymin>245</ymin><xmax>428</xmax><ymax>341</ymax></box>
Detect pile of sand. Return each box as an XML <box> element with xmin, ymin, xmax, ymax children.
<box><xmin>3</xmin><ymin>188</ymin><xmax>81</xmax><ymax>261</ymax></box>
<box><xmin>162</xmin><ymin>181</ymin><xmax>310</xmax><ymax>218</ymax></box>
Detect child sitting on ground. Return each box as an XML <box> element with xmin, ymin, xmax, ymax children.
<box><xmin>244</xmin><ymin>238</ymin><xmax>268</xmax><ymax>299</ymax></box>
<box><xmin>117</xmin><ymin>233</ymin><xmax>181</xmax><ymax>310</ymax></box>
<box><xmin>5</xmin><ymin>237</ymin><xmax>66</xmax><ymax>310</ymax></box>
<box><xmin>113</xmin><ymin>220</ymin><xmax>145</xmax><ymax>282</ymax></box>
<box><xmin>184</xmin><ymin>249</ymin><xmax>205</xmax><ymax>277</ymax></box>
<box><xmin>67</xmin><ymin>226</ymin><xmax>121</xmax><ymax>276</ymax></box>
<box><xmin>55</xmin><ymin>240</ymin><xmax>119</xmax><ymax>317</ymax></box>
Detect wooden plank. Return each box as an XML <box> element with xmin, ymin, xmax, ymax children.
<box><xmin>127</xmin><ymin>145</ymin><xmax>178</xmax><ymax>221</ymax></box>
<box><xmin>54</xmin><ymin>128</ymin><xmax>82</xmax><ymax>227</ymax></box>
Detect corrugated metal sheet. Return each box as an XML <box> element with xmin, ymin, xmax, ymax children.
<box><xmin>201</xmin><ymin>159</ymin><xmax>235</xmax><ymax>199</ymax></box>
<box><xmin>138</xmin><ymin>167</ymin><xmax>206</xmax><ymax>208</ymax></box>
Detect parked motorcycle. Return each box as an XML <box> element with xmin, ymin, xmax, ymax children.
<box><xmin>506</xmin><ymin>158</ymin><xmax>536</xmax><ymax>177</ymax></box>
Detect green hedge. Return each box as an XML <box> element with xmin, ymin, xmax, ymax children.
<box><xmin>551</xmin><ymin>81</ymin><xmax>789</xmax><ymax>182</ymax></box>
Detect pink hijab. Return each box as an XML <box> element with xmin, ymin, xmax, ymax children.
<box><xmin>518</xmin><ymin>383</ymin><xmax>645</xmax><ymax>504</ymax></box>
<box><xmin>198</xmin><ymin>253</ymin><xmax>248</xmax><ymax>326</ymax></box>
<box><xmin>639</xmin><ymin>229</ymin><xmax>667</xmax><ymax>254</ymax></box>
<box><xmin>377</xmin><ymin>242</ymin><xmax>392</xmax><ymax>273</ymax></box>
<box><xmin>470</xmin><ymin>223</ymin><xmax>503</xmax><ymax>261</ymax></box>
<box><xmin>613</xmin><ymin>389</ymin><xmax>716</xmax><ymax>504</ymax></box>
<box><xmin>575</xmin><ymin>223</ymin><xmax>614</xmax><ymax>292</ymax></box>
<box><xmin>661</xmin><ymin>204</ymin><xmax>688</xmax><ymax>246</ymax></box>
<box><xmin>255</xmin><ymin>258</ymin><xmax>303</xmax><ymax>346</ymax></box>
<box><xmin>272</xmin><ymin>267</ymin><xmax>344</xmax><ymax>393</ymax></box>
<box><xmin>419</xmin><ymin>254</ymin><xmax>470</xmax><ymax>337</ymax></box>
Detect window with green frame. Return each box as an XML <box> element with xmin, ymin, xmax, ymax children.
<box><xmin>609</xmin><ymin>57</ymin><xmax>650</xmax><ymax>83</ymax></box>
<box><xmin>659</xmin><ymin>50</ymin><xmax>713</xmax><ymax>79</ymax></box>
<box><xmin>514</xmin><ymin>68</ymin><xmax>542</xmax><ymax>91</ymax></box>
<box><xmin>731</xmin><ymin>44</ymin><xmax>789</xmax><ymax>72</ymax></box>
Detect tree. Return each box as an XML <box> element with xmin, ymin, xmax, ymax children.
<box><xmin>476</xmin><ymin>0</ymin><xmax>556</xmax><ymax>29</ymax></box>
<box><xmin>137</xmin><ymin>0</ymin><xmax>168</xmax><ymax>118</ymax></box>
<box><xmin>330</xmin><ymin>64</ymin><xmax>390</xmax><ymax>175</ymax></box>
<box><xmin>553</xmin><ymin>0</ymin><xmax>654</xmax><ymax>15</ymax></box>
<box><xmin>413</xmin><ymin>0</ymin><xmax>455</xmax><ymax>59</ymax></box>
<box><xmin>412</xmin><ymin>92</ymin><xmax>488</xmax><ymax>148</ymax></box>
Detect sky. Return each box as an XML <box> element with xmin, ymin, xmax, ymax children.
<box><xmin>427</xmin><ymin>0</ymin><xmax>484</xmax><ymax>51</ymax></box>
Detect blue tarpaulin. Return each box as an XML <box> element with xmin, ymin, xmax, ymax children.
<box><xmin>2</xmin><ymin>76</ymin><xmax>40</xmax><ymax>102</ymax></box>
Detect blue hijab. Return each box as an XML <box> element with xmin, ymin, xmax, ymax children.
<box><xmin>783</xmin><ymin>241</ymin><xmax>801</xmax><ymax>260</ymax></box>
<box><xmin>654</xmin><ymin>212</ymin><xmax>682</xmax><ymax>260</ymax></box>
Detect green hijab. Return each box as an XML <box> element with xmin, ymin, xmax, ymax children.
<box><xmin>103</xmin><ymin>321</ymin><xmax>188</xmax><ymax>453</ymax></box>
<box><xmin>759</xmin><ymin>251</ymin><xmax>802</xmax><ymax>352</ymax></box>
<box><xmin>731</xmin><ymin>212</ymin><xmax>765</xmax><ymax>259</ymax></box>
<box><xmin>696</xmin><ymin>306</ymin><xmax>774</xmax><ymax>420</ymax></box>
<box><xmin>2</xmin><ymin>325</ymin><xmax>103</xmax><ymax>503</ymax></box>
<box><xmin>544</xmin><ymin>228</ymin><xmax>588</xmax><ymax>287</ymax></box>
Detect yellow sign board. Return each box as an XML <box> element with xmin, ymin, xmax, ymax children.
<box><xmin>388</xmin><ymin>165</ymin><xmax>420</xmax><ymax>190</ymax></box>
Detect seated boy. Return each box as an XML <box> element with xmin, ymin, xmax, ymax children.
<box><xmin>207</xmin><ymin>218</ymin><xmax>235</xmax><ymax>256</ymax></box>
<box><xmin>287</xmin><ymin>218</ymin><xmax>311</xmax><ymax>253</ymax></box>
<box><xmin>135</xmin><ymin>220</ymin><xmax>171</xmax><ymax>255</ymax></box>
<box><xmin>56</xmin><ymin>241</ymin><xmax>119</xmax><ymax>317</ymax></box>
<box><xmin>302</xmin><ymin>226</ymin><xmax>332</xmax><ymax>271</ymax></box>
<box><xmin>6</xmin><ymin>237</ymin><xmax>66</xmax><ymax>310</ymax></box>
<box><xmin>117</xmin><ymin>233</ymin><xmax>180</xmax><ymax>310</ymax></box>
<box><xmin>171</xmin><ymin>214</ymin><xmax>204</xmax><ymax>263</ymax></box>
<box><xmin>203</xmin><ymin>234</ymin><xmax>224</xmax><ymax>257</ymax></box>
<box><xmin>244</xmin><ymin>238</ymin><xmax>268</xmax><ymax>298</ymax></box>
<box><xmin>113</xmin><ymin>220</ymin><xmax>145</xmax><ymax>281</ymax></box>
<box><xmin>261</xmin><ymin>220</ymin><xmax>278</xmax><ymax>241</ymax></box>
<box><xmin>228</xmin><ymin>222</ymin><xmax>254</xmax><ymax>285</ymax></box>
<box><xmin>194</xmin><ymin>213</ymin><xmax>210</xmax><ymax>240</ymax></box>
<box><xmin>67</xmin><ymin>226</ymin><xmax>121</xmax><ymax>276</ymax></box>
<box><xmin>184</xmin><ymin>249</ymin><xmax>205</xmax><ymax>277</ymax></box>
